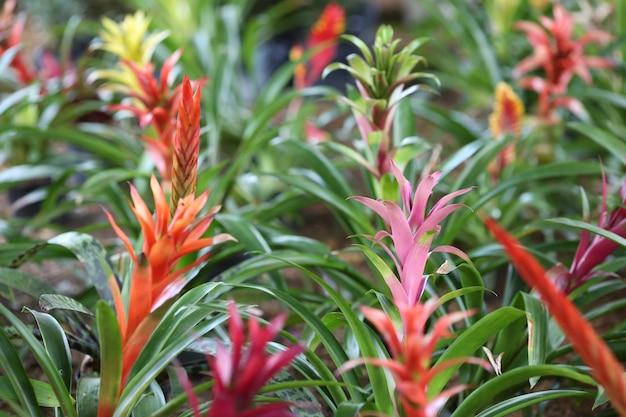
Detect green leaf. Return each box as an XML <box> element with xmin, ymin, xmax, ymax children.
<box><xmin>27</xmin><ymin>309</ymin><xmax>73</xmax><ymax>391</ymax></box>
<box><xmin>48</xmin><ymin>232</ymin><xmax>118</xmax><ymax>307</ymax></box>
<box><xmin>0</xmin><ymin>303</ymin><xmax>76</xmax><ymax>417</ymax></box>
<box><xmin>567</xmin><ymin>122</ymin><xmax>626</xmax><ymax>165</ymax></box>
<box><xmin>268</xmin><ymin>369</ymin><xmax>323</xmax><ymax>417</ymax></box>
<box><xmin>272</xmin><ymin>171</ymin><xmax>374</xmax><ymax>236</ymax></box>
<box><xmin>543</xmin><ymin>217</ymin><xmax>626</xmax><ymax>248</ymax></box>
<box><xmin>0</xmin><ymin>165</ymin><xmax>63</xmax><ymax>188</ymax></box>
<box><xmin>450</xmin><ymin>364</ymin><xmax>595</xmax><ymax>417</ymax></box>
<box><xmin>115</xmin><ymin>307</ymin><xmax>227</xmax><ymax>417</ymax></box>
<box><xmin>458</xmin><ymin>263</ymin><xmax>485</xmax><ymax>321</ymax></box>
<box><xmin>95</xmin><ymin>301</ymin><xmax>123</xmax><ymax>417</ymax></box>
<box><xmin>442</xmin><ymin>161</ymin><xmax>603</xmax><ymax>245</ymax></box>
<box><xmin>476</xmin><ymin>389</ymin><xmax>592</xmax><ymax>417</ymax></box>
<box><xmin>75</xmin><ymin>376</ymin><xmax>100</xmax><ymax>417</ymax></box>
<box><xmin>0</xmin><ymin>376</ymin><xmax>60</xmax><ymax>408</ymax></box>
<box><xmin>0</xmin><ymin>267</ymin><xmax>58</xmax><ymax>300</ymax></box>
<box><xmin>0</xmin><ymin>326</ymin><xmax>44</xmax><ymax>417</ymax></box>
<box><xmin>39</xmin><ymin>294</ymin><xmax>93</xmax><ymax>315</ymax></box>
<box><xmin>521</xmin><ymin>292</ymin><xmax>548</xmax><ymax>388</ymax></box>
<box><xmin>132</xmin><ymin>388</ymin><xmax>166</xmax><ymax>417</ymax></box>
<box><xmin>594</xmin><ymin>384</ymin><xmax>610</xmax><ymax>409</ymax></box>
<box><xmin>428</xmin><ymin>307</ymin><xmax>526</xmax><ymax>398</ymax></box>
<box><xmin>80</xmin><ymin>169</ymin><xmax>147</xmax><ymax>196</ymax></box>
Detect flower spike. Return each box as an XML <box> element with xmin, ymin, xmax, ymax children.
<box><xmin>171</xmin><ymin>75</ymin><xmax>202</xmax><ymax>212</ymax></box>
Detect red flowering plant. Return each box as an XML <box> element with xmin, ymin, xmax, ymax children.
<box><xmin>290</xmin><ymin>2</ymin><xmax>346</xmax><ymax>91</ymax></box>
<box><xmin>513</xmin><ymin>4</ymin><xmax>614</xmax><ymax>123</ymax></box>
<box><xmin>543</xmin><ymin>176</ymin><xmax>626</xmax><ymax>294</ymax></box>
<box><xmin>178</xmin><ymin>301</ymin><xmax>304</xmax><ymax>417</ymax></box>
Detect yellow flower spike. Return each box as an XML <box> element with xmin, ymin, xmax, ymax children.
<box><xmin>489</xmin><ymin>82</ymin><xmax>524</xmax><ymax>138</ymax></box>
<box><xmin>488</xmin><ymin>83</ymin><xmax>524</xmax><ymax>182</ymax></box>
<box><xmin>98</xmin><ymin>11</ymin><xmax>169</xmax><ymax>65</ymax></box>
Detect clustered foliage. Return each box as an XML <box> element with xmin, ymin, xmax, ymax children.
<box><xmin>0</xmin><ymin>1</ymin><xmax>625</xmax><ymax>417</ymax></box>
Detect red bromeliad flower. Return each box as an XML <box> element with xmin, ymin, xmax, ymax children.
<box><xmin>548</xmin><ymin>177</ymin><xmax>626</xmax><ymax>293</ymax></box>
<box><xmin>108</xmin><ymin>50</ymin><xmax>184</xmax><ymax>133</ymax></box>
<box><xmin>485</xmin><ymin>217</ymin><xmax>626</xmax><ymax>415</ymax></box>
<box><xmin>513</xmin><ymin>4</ymin><xmax>614</xmax><ymax>121</ymax></box>
<box><xmin>341</xmin><ymin>299</ymin><xmax>489</xmax><ymax>417</ymax></box>
<box><xmin>104</xmin><ymin>176</ymin><xmax>233</xmax><ymax>386</ymax></box>
<box><xmin>201</xmin><ymin>301</ymin><xmax>304</xmax><ymax>417</ymax></box>
<box><xmin>353</xmin><ymin>162</ymin><xmax>472</xmax><ymax>306</ymax></box>
<box><xmin>292</xmin><ymin>2</ymin><xmax>345</xmax><ymax>89</ymax></box>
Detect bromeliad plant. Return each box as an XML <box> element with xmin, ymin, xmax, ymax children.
<box><xmin>1</xmin><ymin>1</ymin><xmax>626</xmax><ymax>417</ymax></box>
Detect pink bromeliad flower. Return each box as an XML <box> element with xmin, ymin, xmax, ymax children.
<box><xmin>180</xmin><ymin>301</ymin><xmax>304</xmax><ymax>417</ymax></box>
<box><xmin>513</xmin><ymin>4</ymin><xmax>614</xmax><ymax>122</ymax></box>
<box><xmin>547</xmin><ymin>176</ymin><xmax>626</xmax><ymax>293</ymax></box>
<box><xmin>353</xmin><ymin>162</ymin><xmax>473</xmax><ymax>306</ymax></box>
<box><xmin>344</xmin><ymin>163</ymin><xmax>486</xmax><ymax>416</ymax></box>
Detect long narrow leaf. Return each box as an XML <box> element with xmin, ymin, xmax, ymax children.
<box><xmin>27</xmin><ymin>310</ymin><xmax>73</xmax><ymax>391</ymax></box>
<box><xmin>0</xmin><ymin>326</ymin><xmax>43</xmax><ymax>417</ymax></box>
<box><xmin>96</xmin><ymin>301</ymin><xmax>123</xmax><ymax>417</ymax></box>
<box><xmin>450</xmin><ymin>364</ymin><xmax>595</xmax><ymax>417</ymax></box>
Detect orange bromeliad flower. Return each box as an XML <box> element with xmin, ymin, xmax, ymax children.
<box><xmin>488</xmin><ymin>82</ymin><xmax>524</xmax><ymax>181</ymax></box>
<box><xmin>101</xmin><ymin>74</ymin><xmax>231</xmax><ymax>390</ymax></box>
<box><xmin>292</xmin><ymin>2</ymin><xmax>346</xmax><ymax>89</ymax></box>
<box><xmin>104</xmin><ymin>176</ymin><xmax>234</xmax><ymax>386</ymax></box>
